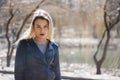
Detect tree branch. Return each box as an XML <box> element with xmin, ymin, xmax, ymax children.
<box><xmin>5</xmin><ymin>0</ymin><xmax>15</xmax><ymax>55</ymax></box>
<box><xmin>14</xmin><ymin>0</ymin><xmax>45</xmax><ymax>42</ymax></box>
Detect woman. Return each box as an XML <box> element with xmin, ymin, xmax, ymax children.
<box><xmin>15</xmin><ymin>9</ymin><xmax>61</xmax><ymax>80</ymax></box>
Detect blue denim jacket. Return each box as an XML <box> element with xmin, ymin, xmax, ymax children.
<box><xmin>15</xmin><ymin>39</ymin><xmax>61</xmax><ymax>80</ymax></box>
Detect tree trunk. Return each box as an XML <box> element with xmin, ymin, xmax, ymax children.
<box><xmin>7</xmin><ymin>46</ymin><xmax>15</xmax><ymax>66</ymax></box>
<box><xmin>93</xmin><ymin>30</ymin><xmax>106</xmax><ymax>74</ymax></box>
<box><xmin>96</xmin><ymin>61</ymin><xmax>102</xmax><ymax>74</ymax></box>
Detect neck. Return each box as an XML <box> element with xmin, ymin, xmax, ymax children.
<box><xmin>34</xmin><ymin>37</ymin><xmax>48</xmax><ymax>44</ymax></box>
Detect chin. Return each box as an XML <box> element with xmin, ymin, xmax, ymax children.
<box><xmin>39</xmin><ymin>37</ymin><xmax>46</xmax><ymax>40</ymax></box>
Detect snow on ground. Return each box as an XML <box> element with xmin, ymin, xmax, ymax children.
<box><xmin>61</xmin><ymin>63</ymin><xmax>120</xmax><ymax>80</ymax></box>
<box><xmin>0</xmin><ymin>63</ymin><xmax>120</xmax><ymax>80</ymax></box>
<box><xmin>0</xmin><ymin>74</ymin><xmax>14</xmax><ymax>80</ymax></box>
<box><xmin>0</xmin><ymin>44</ymin><xmax>120</xmax><ymax>80</ymax></box>
<box><xmin>62</xmin><ymin>72</ymin><xmax>120</xmax><ymax>80</ymax></box>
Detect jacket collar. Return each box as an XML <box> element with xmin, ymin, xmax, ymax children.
<box><xmin>27</xmin><ymin>38</ymin><xmax>54</xmax><ymax>64</ymax></box>
<box><xmin>28</xmin><ymin>38</ymin><xmax>54</xmax><ymax>53</ymax></box>
<box><xmin>30</xmin><ymin>38</ymin><xmax>54</xmax><ymax>50</ymax></box>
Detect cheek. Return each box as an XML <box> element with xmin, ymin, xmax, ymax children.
<box><xmin>46</xmin><ymin>29</ymin><xmax>49</xmax><ymax>34</ymax></box>
<box><xmin>33</xmin><ymin>28</ymin><xmax>40</xmax><ymax>34</ymax></box>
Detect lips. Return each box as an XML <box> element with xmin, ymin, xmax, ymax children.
<box><xmin>40</xmin><ymin>33</ymin><xmax>45</xmax><ymax>36</ymax></box>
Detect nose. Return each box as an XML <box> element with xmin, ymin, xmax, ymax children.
<box><xmin>40</xmin><ymin>27</ymin><xmax>44</xmax><ymax>32</ymax></box>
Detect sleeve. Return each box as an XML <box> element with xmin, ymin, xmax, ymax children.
<box><xmin>53</xmin><ymin>46</ymin><xmax>61</xmax><ymax>80</ymax></box>
<box><xmin>14</xmin><ymin>40</ymin><xmax>26</xmax><ymax>80</ymax></box>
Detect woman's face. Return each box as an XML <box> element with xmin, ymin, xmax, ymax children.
<box><xmin>33</xmin><ymin>19</ymin><xmax>49</xmax><ymax>40</ymax></box>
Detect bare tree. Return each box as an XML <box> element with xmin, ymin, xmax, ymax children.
<box><xmin>93</xmin><ymin>0</ymin><xmax>120</xmax><ymax>74</ymax></box>
<box><xmin>5</xmin><ymin>0</ymin><xmax>45</xmax><ymax>67</ymax></box>
<box><xmin>5</xmin><ymin>0</ymin><xmax>16</xmax><ymax>67</ymax></box>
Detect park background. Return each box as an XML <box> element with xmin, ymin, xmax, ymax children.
<box><xmin>0</xmin><ymin>0</ymin><xmax>120</xmax><ymax>80</ymax></box>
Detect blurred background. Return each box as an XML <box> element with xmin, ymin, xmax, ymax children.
<box><xmin>0</xmin><ymin>0</ymin><xmax>120</xmax><ymax>80</ymax></box>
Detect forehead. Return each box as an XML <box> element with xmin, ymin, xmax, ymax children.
<box><xmin>34</xmin><ymin>19</ymin><xmax>49</xmax><ymax>25</ymax></box>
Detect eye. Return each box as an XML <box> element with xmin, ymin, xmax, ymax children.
<box><xmin>44</xmin><ymin>25</ymin><xmax>48</xmax><ymax>28</ymax></box>
<box><xmin>36</xmin><ymin>24</ymin><xmax>41</xmax><ymax>28</ymax></box>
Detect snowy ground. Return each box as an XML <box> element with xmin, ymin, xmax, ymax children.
<box><xmin>0</xmin><ymin>44</ymin><xmax>120</xmax><ymax>80</ymax></box>
<box><xmin>0</xmin><ymin>74</ymin><xmax>14</xmax><ymax>80</ymax></box>
<box><xmin>61</xmin><ymin>63</ymin><xmax>120</xmax><ymax>80</ymax></box>
<box><xmin>0</xmin><ymin>63</ymin><xmax>120</xmax><ymax>80</ymax></box>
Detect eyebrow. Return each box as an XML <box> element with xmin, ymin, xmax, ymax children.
<box><xmin>36</xmin><ymin>24</ymin><xmax>49</xmax><ymax>27</ymax></box>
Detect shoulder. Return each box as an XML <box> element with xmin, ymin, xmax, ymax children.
<box><xmin>50</xmin><ymin>41</ymin><xmax>59</xmax><ymax>49</ymax></box>
<box><xmin>18</xmin><ymin>39</ymin><xmax>30</xmax><ymax>47</ymax></box>
<box><xmin>19</xmin><ymin>39</ymin><xmax>27</xmax><ymax>44</ymax></box>
<box><xmin>19</xmin><ymin>38</ymin><xmax>32</xmax><ymax>44</ymax></box>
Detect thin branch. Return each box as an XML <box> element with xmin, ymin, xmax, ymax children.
<box><xmin>93</xmin><ymin>30</ymin><xmax>106</xmax><ymax>63</ymax></box>
<box><xmin>104</xmin><ymin>0</ymin><xmax>109</xmax><ymax>32</ymax></box>
<box><xmin>5</xmin><ymin>1</ymin><xmax>15</xmax><ymax>55</ymax></box>
<box><xmin>100</xmin><ymin>32</ymin><xmax>110</xmax><ymax>63</ymax></box>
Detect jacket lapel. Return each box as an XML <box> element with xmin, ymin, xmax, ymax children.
<box><xmin>28</xmin><ymin>39</ymin><xmax>55</xmax><ymax>65</ymax></box>
<box><xmin>45</xmin><ymin>41</ymin><xmax>54</xmax><ymax>65</ymax></box>
<box><xmin>28</xmin><ymin>39</ymin><xmax>47</xmax><ymax>64</ymax></box>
